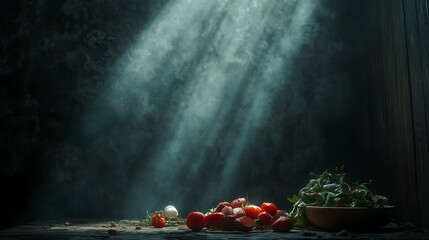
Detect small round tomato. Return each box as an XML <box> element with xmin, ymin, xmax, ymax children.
<box><xmin>234</xmin><ymin>216</ymin><xmax>256</xmax><ymax>232</ymax></box>
<box><xmin>261</xmin><ymin>202</ymin><xmax>278</xmax><ymax>216</ymax></box>
<box><xmin>273</xmin><ymin>210</ymin><xmax>285</xmax><ymax>218</ymax></box>
<box><xmin>205</xmin><ymin>212</ymin><xmax>225</xmax><ymax>229</ymax></box>
<box><xmin>186</xmin><ymin>212</ymin><xmax>205</xmax><ymax>231</ymax></box>
<box><xmin>271</xmin><ymin>216</ymin><xmax>293</xmax><ymax>232</ymax></box>
<box><xmin>216</xmin><ymin>202</ymin><xmax>232</xmax><ymax>212</ymax></box>
<box><xmin>231</xmin><ymin>198</ymin><xmax>247</xmax><ymax>208</ymax></box>
<box><xmin>152</xmin><ymin>213</ymin><xmax>166</xmax><ymax>228</ymax></box>
<box><xmin>221</xmin><ymin>206</ymin><xmax>234</xmax><ymax>216</ymax></box>
<box><xmin>271</xmin><ymin>210</ymin><xmax>286</xmax><ymax>223</ymax></box>
<box><xmin>258</xmin><ymin>212</ymin><xmax>272</xmax><ymax>225</ymax></box>
<box><xmin>220</xmin><ymin>215</ymin><xmax>237</xmax><ymax>231</ymax></box>
<box><xmin>233</xmin><ymin>207</ymin><xmax>246</xmax><ymax>218</ymax></box>
<box><xmin>243</xmin><ymin>205</ymin><xmax>261</xmax><ymax>219</ymax></box>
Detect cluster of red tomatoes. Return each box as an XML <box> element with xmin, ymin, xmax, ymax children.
<box><xmin>186</xmin><ymin>197</ymin><xmax>293</xmax><ymax>232</ymax></box>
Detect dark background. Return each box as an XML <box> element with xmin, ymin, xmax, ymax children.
<box><xmin>1</xmin><ymin>0</ymin><xmax>428</xmax><ymax>230</ymax></box>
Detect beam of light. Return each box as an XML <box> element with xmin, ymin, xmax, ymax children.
<box><xmin>89</xmin><ymin>0</ymin><xmax>318</xmax><ymax>215</ymax></box>
<box><xmin>205</xmin><ymin>0</ymin><xmax>317</xmax><ymax>203</ymax></box>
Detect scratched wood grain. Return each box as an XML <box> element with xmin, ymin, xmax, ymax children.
<box><xmin>406</xmin><ymin>0</ymin><xmax>429</xmax><ymax>228</ymax></box>
<box><xmin>364</xmin><ymin>0</ymin><xmax>429</xmax><ymax>228</ymax></box>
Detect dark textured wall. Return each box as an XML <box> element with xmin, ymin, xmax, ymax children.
<box><xmin>1</xmin><ymin>0</ymin><xmax>167</xmax><ymax>228</ymax></box>
<box><xmin>2</xmin><ymin>0</ymin><xmax>421</xmax><ymax>230</ymax></box>
<box><xmin>363</xmin><ymin>0</ymin><xmax>429</xmax><ymax>228</ymax></box>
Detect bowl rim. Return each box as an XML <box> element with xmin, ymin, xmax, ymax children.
<box><xmin>305</xmin><ymin>205</ymin><xmax>395</xmax><ymax>210</ymax></box>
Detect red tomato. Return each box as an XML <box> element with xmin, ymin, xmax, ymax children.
<box><xmin>151</xmin><ymin>213</ymin><xmax>166</xmax><ymax>228</ymax></box>
<box><xmin>273</xmin><ymin>210</ymin><xmax>286</xmax><ymax>218</ymax></box>
<box><xmin>205</xmin><ymin>212</ymin><xmax>225</xmax><ymax>229</ymax></box>
<box><xmin>215</xmin><ymin>202</ymin><xmax>232</xmax><ymax>212</ymax></box>
<box><xmin>261</xmin><ymin>202</ymin><xmax>278</xmax><ymax>216</ymax></box>
<box><xmin>234</xmin><ymin>216</ymin><xmax>256</xmax><ymax>232</ymax></box>
<box><xmin>243</xmin><ymin>205</ymin><xmax>261</xmax><ymax>219</ymax></box>
<box><xmin>220</xmin><ymin>215</ymin><xmax>237</xmax><ymax>231</ymax></box>
<box><xmin>186</xmin><ymin>212</ymin><xmax>205</xmax><ymax>231</ymax></box>
<box><xmin>233</xmin><ymin>207</ymin><xmax>246</xmax><ymax>218</ymax></box>
<box><xmin>221</xmin><ymin>206</ymin><xmax>234</xmax><ymax>216</ymax></box>
<box><xmin>257</xmin><ymin>212</ymin><xmax>272</xmax><ymax>225</ymax></box>
<box><xmin>231</xmin><ymin>197</ymin><xmax>247</xmax><ymax>208</ymax></box>
<box><xmin>271</xmin><ymin>216</ymin><xmax>293</xmax><ymax>232</ymax></box>
<box><xmin>272</xmin><ymin>210</ymin><xmax>286</xmax><ymax>223</ymax></box>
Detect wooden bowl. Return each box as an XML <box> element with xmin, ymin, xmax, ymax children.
<box><xmin>305</xmin><ymin>205</ymin><xmax>395</xmax><ymax>231</ymax></box>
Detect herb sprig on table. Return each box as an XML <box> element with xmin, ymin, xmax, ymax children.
<box><xmin>287</xmin><ymin>166</ymin><xmax>389</xmax><ymax>227</ymax></box>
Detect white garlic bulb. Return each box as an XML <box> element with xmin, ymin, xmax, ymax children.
<box><xmin>162</xmin><ymin>205</ymin><xmax>179</xmax><ymax>218</ymax></box>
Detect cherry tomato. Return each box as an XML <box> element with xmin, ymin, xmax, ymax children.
<box><xmin>261</xmin><ymin>202</ymin><xmax>278</xmax><ymax>216</ymax></box>
<box><xmin>271</xmin><ymin>210</ymin><xmax>286</xmax><ymax>223</ymax></box>
<box><xmin>205</xmin><ymin>212</ymin><xmax>225</xmax><ymax>229</ymax></box>
<box><xmin>243</xmin><ymin>205</ymin><xmax>261</xmax><ymax>219</ymax></box>
<box><xmin>215</xmin><ymin>202</ymin><xmax>232</xmax><ymax>212</ymax></box>
<box><xmin>231</xmin><ymin>198</ymin><xmax>247</xmax><ymax>208</ymax></box>
<box><xmin>257</xmin><ymin>212</ymin><xmax>272</xmax><ymax>225</ymax></box>
<box><xmin>186</xmin><ymin>212</ymin><xmax>205</xmax><ymax>231</ymax></box>
<box><xmin>220</xmin><ymin>215</ymin><xmax>237</xmax><ymax>231</ymax></box>
<box><xmin>221</xmin><ymin>206</ymin><xmax>234</xmax><ymax>216</ymax></box>
<box><xmin>273</xmin><ymin>210</ymin><xmax>285</xmax><ymax>217</ymax></box>
<box><xmin>233</xmin><ymin>207</ymin><xmax>246</xmax><ymax>218</ymax></box>
<box><xmin>151</xmin><ymin>213</ymin><xmax>166</xmax><ymax>228</ymax></box>
<box><xmin>271</xmin><ymin>216</ymin><xmax>293</xmax><ymax>232</ymax></box>
<box><xmin>234</xmin><ymin>216</ymin><xmax>256</xmax><ymax>232</ymax></box>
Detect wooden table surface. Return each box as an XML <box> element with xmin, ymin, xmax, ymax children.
<box><xmin>1</xmin><ymin>219</ymin><xmax>428</xmax><ymax>240</ymax></box>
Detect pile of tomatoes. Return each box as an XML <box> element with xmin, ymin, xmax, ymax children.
<box><xmin>185</xmin><ymin>197</ymin><xmax>293</xmax><ymax>232</ymax></box>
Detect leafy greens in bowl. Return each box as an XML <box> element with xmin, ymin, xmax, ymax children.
<box><xmin>288</xmin><ymin>167</ymin><xmax>391</xmax><ymax>228</ymax></box>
